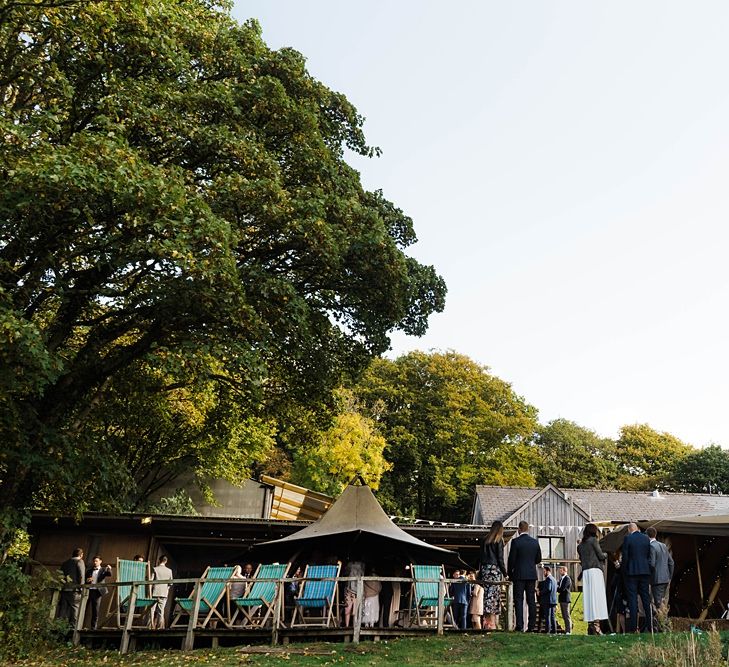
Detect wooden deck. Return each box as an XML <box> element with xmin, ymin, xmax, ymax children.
<box><xmin>57</xmin><ymin>574</ymin><xmax>514</xmax><ymax>653</ymax></box>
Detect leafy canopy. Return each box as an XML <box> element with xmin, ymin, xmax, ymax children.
<box><xmin>670</xmin><ymin>445</ymin><xmax>729</xmax><ymax>494</ymax></box>
<box><xmin>292</xmin><ymin>389</ymin><xmax>390</xmax><ymax>497</ymax></box>
<box><xmin>535</xmin><ymin>418</ymin><xmax>619</xmax><ymax>489</ymax></box>
<box><xmin>0</xmin><ymin>0</ymin><xmax>445</xmax><ymax>545</ymax></box>
<box><xmin>613</xmin><ymin>424</ymin><xmax>693</xmax><ymax>490</ymax></box>
<box><xmin>353</xmin><ymin>351</ymin><xmax>538</xmax><ymax>521</ymax></box>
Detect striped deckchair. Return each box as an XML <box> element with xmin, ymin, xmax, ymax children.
<box><xmin>230</xmin><ymin>563</ymin><xmax>289</xmax><ymax>627</ymax></box>
<box><xmin>105</xmin><ymin>558</ymin><xmax>156</xmax><ymax>628</ymax></box>
<box><xmin>290</xmin><ymin>564</ymin><xmax>340</xmax><ymax>627</ymax></box>
<box><xmin>170</xmin><ymin>566</ymin><xmax>235</xmax><ymax>629</ymax></box>
<box><xmin>409</xmin><ymin>564</ymin><xmax>453</xmax><ymax>627</ymax></box>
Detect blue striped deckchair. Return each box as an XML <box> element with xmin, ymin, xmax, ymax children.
<box><xmin>170</xmin><ymin>566</ymin><xmax>235</xmax><ymax>629</ymax></box>
<box><xmin>231</xmin><ymin>563</ymin><xmax>289</xmax><ymax>627</ymax></box>
<box><xmin>290</xmin><ymin>564</ymin><xmax>340</xmax><ymax>627</ymax></box>
<box><xmin>106</xmin><ymin>558</ymin><xmax>156</xmax><ymax>628</ymax></box>
<box><xmin>409</xmin><ymin>564</ymin><xmax>453</xmax><ymax>627</ymax></box>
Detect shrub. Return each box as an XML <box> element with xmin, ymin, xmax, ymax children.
<box><xmin>0</xmin><ymin>560</ymin><xmax>66</xmax><ymax>661</ymax></box>
<box><xmin>626</xmin><ymin>626</ymin><xmax>727</xmax><ymax>666</ymax></box>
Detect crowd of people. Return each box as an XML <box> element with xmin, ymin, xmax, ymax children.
<box><xmin>505</xmin><ymin>519</ymin><xmax>674</xmax><ymax>635</ymax></box>
<box><xmin>57</xmin><ymin>519</ymin><xmax>674</xmax><ymax>636</ymax></box>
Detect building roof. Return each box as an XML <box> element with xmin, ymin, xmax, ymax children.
<box><xmin>474</xmin><ymin>485</ymin><xmax>729</xmax><ymax>525</ymax></box>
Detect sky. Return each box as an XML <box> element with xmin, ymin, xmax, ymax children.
<box><xmin>233</xmin><ymin>1</ymin><xmax>729</xmax><ymax>447</ymax></box>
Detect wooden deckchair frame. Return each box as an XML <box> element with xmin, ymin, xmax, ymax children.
<box><xmin>101</xmin><ymin>558</ymin><xmax>156</xmax><ymax>629</ymax></box>
<box><xmin>170</xmin><ymin>566</ymin><xmax>235</xmax><ymax>629</ymax></box>
<box><xmin>408</xmin><ymin>564</ymin><xmax>454</xmax><ymax>628</ymax></box>
<box><xmin>290</xmin><ymin>564</ymin><xmax>341</xmax><ymax>627</ymax></box>
<box><xmin>230</xmin><ymin>563</ymin><xmax>290</xmax><ymax>627</ymax></box>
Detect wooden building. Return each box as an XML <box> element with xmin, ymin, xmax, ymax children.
<box><xmin>472</xmin><ymin>483</ymin><xmax>729</xmax><ymax>573</ymax></box>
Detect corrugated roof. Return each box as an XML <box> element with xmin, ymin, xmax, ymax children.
<box><xmin>474</xmin><ymin>485</ymin><xmax>729</xmax><ymax>525</ymax></box>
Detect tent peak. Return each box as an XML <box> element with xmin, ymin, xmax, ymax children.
<box><xmin>346</xmin><ymin>474</ymin><xmax>369</xmax><ymax>487</ymax></box>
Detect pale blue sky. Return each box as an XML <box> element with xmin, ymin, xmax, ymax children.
<box><xmin>234</xmin><ymin>1</ymin><xmax>729</xmax><ymax>447</ymax></box>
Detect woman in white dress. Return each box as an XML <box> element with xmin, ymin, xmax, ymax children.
<box><xmin>362</xmin><ymin>569</ymin><xmax>382</xmax><ymax>627</ymax></box>
<box><xmin>577</xmin><ymin>523</ymin><xmax>609</xmax><ymax>634</ymax></box>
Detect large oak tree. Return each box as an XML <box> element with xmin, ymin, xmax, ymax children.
<box><xmin>0</xmin><ymin>0</ymin><xmax>445</xmax><ymax>546</ymax></box>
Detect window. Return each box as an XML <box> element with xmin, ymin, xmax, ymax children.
<box><xmin>538</xmin><ymin>536</ymin><xmax>565</xmax><ymax>560</ymax></box>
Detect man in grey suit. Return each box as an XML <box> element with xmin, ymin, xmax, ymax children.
<box><xmin>647</xmin><ymin>526</ymin><xmax>674</xmax><ymax>626</ymax></box>
<box><xmin>59</xmin><ymin>547</ymin><xmax>85</xmax><ymax>629</ymax></box>
<box><xmin>151</xmin><ymin>555</ymin><xmax>174</xmax><ymax>629</ymax></box>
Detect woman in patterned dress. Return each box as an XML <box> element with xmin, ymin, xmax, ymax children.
<box><xmin>479</xmin><ymin>520</ymin><xmax>507</xmax><ymax>630</ymax></box>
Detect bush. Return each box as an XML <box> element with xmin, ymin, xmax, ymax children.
<box><xmin>0</xmin><ymin>560</ymin><xmax>66</xmax><ymax>661</ymax></box>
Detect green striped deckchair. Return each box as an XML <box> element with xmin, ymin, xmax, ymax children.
<box><xmin>290</xmin><ymin>564</ymin><xmax>340</xmax><ymax>627</ymax></box>
<box><xmin>106</xmin><ymin>558</ymin><xmax>156</xmax><ymax>628</ymax></box>
<box><xmin>409</xmin><ymin>564</ymin><xmax>452</xmax><ymax>627</ymax></box>
<box><xmin>231</xmin><ymin>563</ymin><xmax>289</xmax><ymax>627</ymax></box>
<box><xmin>170</xmin><ymin>566</ymin><xmax>235</xmax><ymax>629</ymax></box>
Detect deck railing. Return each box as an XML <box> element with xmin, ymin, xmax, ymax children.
<box><xmin>51</xmin><ymin>574</ymin><xmax>514</xmax><ymax>653</ymax></box>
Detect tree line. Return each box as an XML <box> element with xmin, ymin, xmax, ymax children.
<box><xmin>286</xmin><ymin>350</ymin><xmax>723</xmax><ymax>522</ymax></box>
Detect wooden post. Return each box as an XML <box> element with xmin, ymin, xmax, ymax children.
<box><xmin>698</xmin><ymin>576</ymin><xmax>722</xmax><ymax>622</ymax></box>
<box><xmin>506</xmin><ymin>582</ymin><xmax>515</xmax><ymax>631</ymax></box>
<box><xmin>353</xmin><ymin>576</ymin><xmax>364</xmax><ymax>644</ymax></box>
<box><xmin>49</xmin><ymin>589</ymin><xmax>60</xmax><ymax>621</ymax></box>
<box><xmin>271</xmin><ymin>580</ymin><xmax>282</xmax><ymax>646</ymax></box>
<box><xmin>436</xmin><ymin>579</ymin><xmax>445</xmax><ymax>636</ymax></box>
<box><xmin>182</xmin><ymin>579</ymin><xmax>203</xmax><ymax>651</ymax></box>
<box><xmin>73</xmin><ymin>587</ymin><xmax>89</xmax><ymax>646</ymax></box>
<box><xmin>120</xmin><ymin>583</ymin><xmax>138</xmax><ymax>655</ymax></box>
<box><xmin>695</xmin><ymin>537</ymin><xmax>704</xmax><ymax>604</ymax></box>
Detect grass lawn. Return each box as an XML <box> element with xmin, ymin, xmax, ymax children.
<box><xmin>11</xmin><ymin>632</ymin><xmax>693</xmax><ymax>667</ymax></box>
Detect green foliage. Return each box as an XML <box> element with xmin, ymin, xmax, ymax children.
<box><xmin>535</xmin><ymin>419</ymin><xmax>619</xmax><ymax>489</ymax></box>
<box><xmin>77</xmin><ymin>351</ymin><xmax>276</xmax><ymax>511</ymax></box>
<box><xmin>0</xmin><ymin>0</ymin><xmax>445</xmax><ymax>544</ymax></box>
<box><xmin>670</xmin><ymin>445</ymin><xmax>729</xmax><ymax>494</ymax></box>
<box><xmin>147</xmin><ymin>488</ymin><xmax>199</xmax><ymax>516</ymax></box>
<box><xmin>354</xmin><ymin>351</ymin><xmax>538</xmax><ymax>520</ymax></box>
<box><xmin>292</xmin><ymin>390</ymin><xmax>390</xmax><ymax>496</ymax></box>
<box><xmin>614</xmin><ymin>424</ymin><xmax>693</xmax><ymax>490</ymax></box>
<box><xmin>0</xmin><ymin>561</ymin><xmax>66</xmax><ymax>661</ymax></box>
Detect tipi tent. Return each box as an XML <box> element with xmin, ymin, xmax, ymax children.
<box><xmin>251</xmin><ymin>483</ymin><xmax>463</xmax><ymax>567</ymax></box>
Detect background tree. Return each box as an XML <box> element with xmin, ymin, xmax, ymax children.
<box><xmin>291</xmin><ymin>389</ymin><xmax>390</xmax><ymax>496</ymax></box>
<box><xmin>613</xmin><ymin>424</ymin><xmax>693</xmax><ymax>490</ymax></box>
<box><xmin>354</xmin><ymin>351</ymin><xmax>538</xmax><ymax>521</ymax></box>
<box><xmin>670</xmin><ymin>445</ymin><xmax>729</xmax><ymax>494</ymax></box>
<box><xmin>535</xmin><ymin>419</ymin><xmax>618</xmax><ymax>489</ymax></box>
<box><xmin>77</xmin><ymin>350</ymin><xmax>276</xmax><ymax>511</ymax></box>
<box><xmin>0</xmin><ymin>0</ymin><xmax>445</xmax><ymax>549</ymax></box>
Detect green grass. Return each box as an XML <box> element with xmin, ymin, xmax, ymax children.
<box><xmin>10</xmin><ymin>632</ymin><xmax>702</xmax><ymax>667</ymax></box>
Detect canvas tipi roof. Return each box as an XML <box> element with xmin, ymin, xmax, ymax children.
<box><xmin>252</xmin><ymin>483</ymin><xmax>461</xmax><ymax>566</ymax></box>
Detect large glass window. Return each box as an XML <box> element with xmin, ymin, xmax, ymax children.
<box><xmin>538</xmin><ymin>536</ymin><xmax>565</xmax><ymax>560</ymax></box>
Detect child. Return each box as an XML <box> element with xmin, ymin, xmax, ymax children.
<box><xmin>539</xmin><ymin>565</ymin><xmax>558</xmax><ymax>634</ymax></box>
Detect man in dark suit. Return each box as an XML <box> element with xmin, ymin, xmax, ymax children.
<box><xmin>557</xmin><ymin>564</ymin><xmax>572</xmax><ymax>634</ymax></box>
<box><xmin>507</xmin><ymin>520</ymin><xmax>542</xmax><ymax>632</ymax></box>
<box><xmin>59</xmin><ymin>547</ymin><xmax>85</xmax><ymax>629</ymax></box>
<box><xmin>622</xmin><ymin>522</ymin><xmax>653</xmax><ymax>632</ymax></box>
<box><xmin>85</xmin><ymin>555</ymin><xmax>112</xmax><ymax>630</ymax></box>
